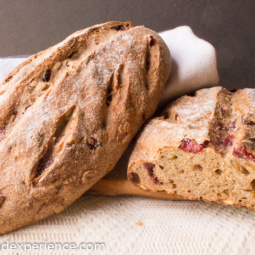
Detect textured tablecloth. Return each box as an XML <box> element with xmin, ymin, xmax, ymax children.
<box><xmin>1</xmin><ymin>28</ymin><xmax>254</xmax><ymax>255</ymax></box>
<box><xmin>1</xmin><ymin>195</ymin><xmax>255</xmax><ymax>254</ymax></box>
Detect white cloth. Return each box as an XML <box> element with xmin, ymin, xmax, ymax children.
<box><xmin>0</xmin><ymin>196</ymin><xmax>255</xmax><ymax>254</ymax></box>
<box><xmin>159</xmin><ymin>26</ymin><xmax>219</xmax><ymax>105</ymax></box>
<box><xmin>1</xmin><ymin>28</ymin><xmax>251</xmax><ymax>255</ymax></box>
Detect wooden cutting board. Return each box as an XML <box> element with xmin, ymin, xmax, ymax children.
<box><xmin>88</xmin><ymin>140</ymin><xmax>184</xmax><ymax>200</ymax></box>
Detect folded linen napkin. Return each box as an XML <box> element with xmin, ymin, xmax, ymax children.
<box><xmin>159</xmin><ymin>26</ymin><xmax>219</xmax><ymax>105</ymax></box>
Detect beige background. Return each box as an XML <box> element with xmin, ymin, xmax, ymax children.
<box><xmin>0</xmin><ymin>0</ymin><xmax>255</xmax><ymax>89</ymax></box>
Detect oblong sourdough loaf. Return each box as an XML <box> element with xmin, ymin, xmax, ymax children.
<box><xmin>0</xmin><ymin>21</ymin><xmax>171</xmax><ymax>234</ymax></box>
<box><xmin>128</xmin><ymin>87</ymin><xmax>255</xmax><ymax>210</ymax></box>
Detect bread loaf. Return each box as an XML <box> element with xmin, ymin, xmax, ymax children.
<box><xmin>0</xmin><ymin>21</ymin><xmax>171</xmax><ymax>234</ymax></box>
<box><xmin>128</xmin><ymin>87</ymin><xmax>255</xmax><ymax>210</ymax></box>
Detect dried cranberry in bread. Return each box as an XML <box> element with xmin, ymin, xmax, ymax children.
<box><xmin>128</xmin><ymin>87</ymin><xmax>255</xmax><ymax>210</ymax></box>
<box><xmin>0</xmin><ymin>21</ymin><xmax>171</xmax><ymax>234</ymax></box>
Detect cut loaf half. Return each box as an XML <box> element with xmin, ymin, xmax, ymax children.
<box><xmin>128</xmin><ymin>87</ymin><xmax>255</xmax><ymax>209</ymax></box>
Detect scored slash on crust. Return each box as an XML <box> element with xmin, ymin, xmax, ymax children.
<box><xmin>0</xmin><ymin>127</ymin><xmax>5</xmax><ymax>141</ymax></box>
<box><xmin>0</xmin><ymin>195</ymin><xmax>5</xmax><ymax>207</ymax></box>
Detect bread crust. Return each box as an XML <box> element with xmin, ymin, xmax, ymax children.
<box><xmin>0</xmin><ymin>21</ymin><xmax>171</xmax><ymax>234</ymax></box>
<box><xmin>128</xmin><ymin>87</ymin><xmax>255</xmax><ymax>210</ymax></box>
